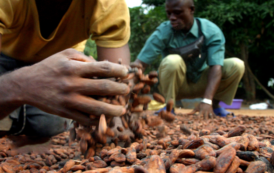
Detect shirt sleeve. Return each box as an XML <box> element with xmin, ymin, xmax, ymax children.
<box><xmin>0</xmin><ymin>1</ymin><xmax>14</xmax><ymax>35</ymax></box>
<box><xmin>204</xmin><ymin>21</ymin><xmax>226</xmax><ymax>66</ymax></box>
<box><xmin>89</xmin><ymin>0</ymin><xmax>130</xmax><ymax>48</ymax></box>
<box><xmin>137</xmin><ymin>24</ymin><xmax>167</xmax><ymax>65</ymax></box>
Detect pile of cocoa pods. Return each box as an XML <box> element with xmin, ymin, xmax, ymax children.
<box><xmin>1</xmin><ymin>113</ymin><xmax>274</xmax><ymax>172</ymax></box>
<box><xmin>1</xmin><ymin>64</ymin><xmax>274</xmax><ymax>172</ymax></box>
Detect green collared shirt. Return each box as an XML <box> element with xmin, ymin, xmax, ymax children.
<box><xmin>137</xmin><ymin>18</ymin><xmax>225</xmax><ymax>83</ymax></box>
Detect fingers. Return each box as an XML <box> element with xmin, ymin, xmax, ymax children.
<box><xmin>78</xmin><ymin>61</ymin><xmax>128</xmax><ymax>78</ymax></box>
<box><xmin>58</xmin><ymin>109</ymin><xmax>100</xmax><ymax>126</ymax></box>
<box><xmin>74</xmin><ymin>78</ymin><xmax>130</xmax><ymax>96</ymax></box>
<box><xmin>67</xmin><ymin>95</ymin><xmax>126</xmax><ymax>118</ymax></box>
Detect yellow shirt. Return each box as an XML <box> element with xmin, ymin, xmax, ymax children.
<box><xmin>0</xmin><ymin>0</ymin><xmax>130</xmax><ymax>63</ymax></box>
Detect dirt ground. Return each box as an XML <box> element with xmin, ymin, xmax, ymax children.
<box><xmin>176</xmin><ymin>108</ymin><xmax>274</xmax><ymax>117</ymax></box>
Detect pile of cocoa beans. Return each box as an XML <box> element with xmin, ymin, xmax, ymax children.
<box><xmin>1</xmin><ymin>113</ymin><xmax>274</xmax><ymax>173</ymax></box>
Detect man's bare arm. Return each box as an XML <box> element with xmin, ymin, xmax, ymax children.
<box><xmin>97</xmin><ymin>44</ymin><xmax>131</xmax><ymax>65</ymax></box>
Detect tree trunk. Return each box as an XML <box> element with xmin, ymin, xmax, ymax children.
<box><xmin>240</xmin><ymin>42</ymin><xmax>256</xmax><ymax>100</ymax></box>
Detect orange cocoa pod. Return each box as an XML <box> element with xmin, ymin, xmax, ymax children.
<box><xmin>247</xmin><ymin>135</ymin><xmax>259</xmax><ymax>151</ymax></box>
<box><xmin>227</xmin><ymin>126</ymin><xmax>246</xmax><ymax>137</ymax></box>
<box><xmin>2</xmin><ymin>164</ymin><xmax>14</xmax><ymax>173</ymax></box>
<box><xmin>179</xmin><ymin>165</ymin><xmax>197</xmax><ymax>173</ymax></box>
<box><xmin>161</xmin><ymin>111</ymin><xmax>175</xmax><ymax>123</ymax></box>
<box><xmin>118</xmin><ymin>96</ymin><xmax>126</xmax><ymax>106</ymax></box>
<box><xmin>245</xmin><ymin>161</ymin><xmax>266</xmax><ymax>173</ymax></box>
<box><xmin>70</xmin><ymin>165</ymin><xmax>86</xmax><ymax>171</ymax></box>
<box><xmin>166</xmin><ymin>99</ymin><xmax>174</xmax><ymax>112</ymax></box>
<box><xmin>169</xmin><ymin>149</ymin><xmax>180</xmax><ymax>164</ymax></box>
<box><xmin>226</xmin><ymin>156</ymin><xmax>240</xmax><ymax>173</ymax></box>
<box><xmin>148</xmin><ymin>71</ymin><xmax>158</xmax><ymax>79</ymax></box>
<box><xmin>144</xmin><ymin>155</ymin><xmax>166</xmax><ymax>173</ymax></box>
<box><xmin>85</xmin><ymin>147</ymin><xmax>95</xmax><ymax>159</ymax></box>
<box><xmin>126</xmin><ymin>147</ymin><xmax>137</xmax><ymax>164</ymax></box>
<box><xmin>170</xmin><ymin>163</ymin><xmax>186</xmax><ymax>173</ymax></box>
<box><xmin>214</xmin><ymin>146</ymin><xmax>236</xmax><ymax>173</ymax></box>
<box><xmin>196</xmin><ymin>156</ymin><xmax>216</xmax><ymax>171</ymax></box>
<box><xmin>148</xmin><ymin>117</ymin><xmax>163</xmax><ymax>127</ymax></box>
<box><xmin>153</xmin><ymin>93</ymin><xmax>165</xmax><ymax>103</ymax></box>
<box><xmin>178</xmin><ymin>149</ymin><xmax>195</xmax><ymax>158</ymax></box>
<box><xmin>180</xmin><ymin>158</ymin><xmax>200</xmax><ymax>165</ymax></box>
<box><xmin>121</xmin><ymin>116</ymin><xmax>129</xmax><ymax>129</ymax></box>
<box><xmin>194</xmin><ymin>145</ymin><xmax>216</xmax><ymax>160</ymax></box>
<box><xmin>99</xmin><ymin>114</ymin><xmax>107</xmax><ymax>136</ymax></box>
<box><xmin>142</xmin><ymin>85</ymin><xmax>151</xmax><ymax>94</ymax></box>
<box><xmin>133</xmin><ymin>83</ymin><xmax>145</xmax><ymax>93</ymax></box>
<box><xmin>183</xmin><ymin>139</ymin><xmax>204</xmax><ymax>149</ymax></box>
<box><xmin>110</xmin><ymin>161</ymin><xmax>126</xmax><ymax>167</ymax></box>
<box><xmin>106</xmin><ymin>128</ymin><xmax>115</xmax><ymax>137</ymax></box>
<box><xmin>62</xmin><ymin>160</ymin><xmax>75</xmax><ymax>173</ymax></box>
<box><xmin>91</xmin><ymin>160</ymin><xmax>107</xmax><ymax>168</ymax></box>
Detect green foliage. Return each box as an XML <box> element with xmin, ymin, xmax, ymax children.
<box><xmin>142</xmin><ymin>0</ymin><xmax>165</xmax><ymax>6</ymax></box>
<box><xmin>129</xmin><ymin>5</ymin><xmax>167</xmax><ymax>73</ymax></box>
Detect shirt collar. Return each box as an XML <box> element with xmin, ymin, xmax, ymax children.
<box><xmin>189</xmin><ymin>18</ymin><xmax>199</xmax><ymax>38</ymax></box>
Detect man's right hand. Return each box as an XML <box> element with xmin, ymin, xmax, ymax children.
<box><xmin>8</xmin><ymin>49</ymin><xmax>130</xmax><ymax>126</ymax></box>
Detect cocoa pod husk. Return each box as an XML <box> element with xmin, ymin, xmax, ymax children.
<box><xmin>225</xmin><ymin>156</ymin><xmax>240</xmax><ymax>173</ymax></box>
<box><xmin>62</xmin><ymin>160</ymin><xmax>75</xmax><ymax>173</ymax></box>
<box><xmin>153</xmin><ymin>93</ymin><xmax>165</xmax><ymax>104</ymax></box>
<box><xmin>214</xmin><ymin>146</ymin><xmax>236</xmax><ymax>173</ymax></box>
<box><xmin>194</xmin><ymin>145</ymin><xmax>216</xmax><ymax>160</ymax></box>
<box><xmin>227</xmin><ymin>126</ymin><xmax>246</xmax><ymax>137</ymax></box>
<box><xmin>245</xmin><ymin>161</ymin><xmax>266</xmax><ymax>173</ymax></box>
<box><xmin>144</xmin><ymin>155</ymin><xmax>166</xmax><ymax>173</ymax></box>
<box><xmin>169</xmin><ymin>163</ymin><xmax>186</xmax><ymax>173</ymax></box>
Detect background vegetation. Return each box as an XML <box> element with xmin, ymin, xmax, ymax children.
<box><xmin>85</xmin><ymin>0</ymin><xmax>274</xmax><ymax>101</ymax></box>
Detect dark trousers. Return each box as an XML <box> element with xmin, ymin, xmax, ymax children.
<box><xmin>0</xmin><ymin>53</ymin><xmax>71</xmax><ymax>137</ymax></box>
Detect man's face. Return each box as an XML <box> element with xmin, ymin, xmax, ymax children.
<box><xmin>165</xmin><ymin>0</ymin><xmax>194</xmax><ymax>32</ymax></box>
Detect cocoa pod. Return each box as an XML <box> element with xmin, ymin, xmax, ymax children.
<box><xmin>179</xmin><ymin>165</ymin><xmax>197</xmax><ymax>173</ymax></box>
<box><xmin>142</xmin><ymin>85</ymin><xmax>151</xmax><ymax>94</ymax></box>
<box><xmin>144</xmin><ymin>155</ymin><xmax>166</xmax><ymax>173</ymax></box>
<box><xmin>70</xmin><ymin>165</ymin><xmax>86</xmax><ymax>171</ymax></box>
<box><xmin>225</xmin><ymin>156</ymin><xmax>240</xmax><ymax>173</ymax></box>
<box><xmin>236</xmin><ymin>151</ymin><xmax>259</xmax><ymax>161</ymax></box>
<box><xmin>126</xmin><ymin>147</ymin><xmax>137</xmax><ymax>164</ymax></box>
<box><xmin>184</xmin><ymin>139</ymin><xmax>204</xmax><ymax>149</ymax></box>
<box><xmin>148</xmin><ymin>71</ymin><xmax>158</xmax><ymax>79</ymax></box>
<box><xmin>196</xmin><ymin>156</ymin><xmax>216</xmax><ymax>171</ymax></box>
<box><xmin>247</xmin><ymin>135</ymin><xmax>259</xmax><ymax>151</ymax></box>
<box><xmin>227</xmin><ymin>126</ymin><xmax>246</xmax><ymax>137</ymax></box>
<box><xmin>245</xmin><ymin>161</ymin><xmax>266</xmax><ymax>173</ymax></box>
<box><xmin>194</xmin><ymin>145</ymin><xmax>216</xmax><ymax>160</ymax></box>
<box><xmin>214</xmin><ymin>146</ymin><xmax>236</xmax><ymax>173</ymax></box>
<box><xmin>153</xmin><ymin>93</ymin><xmax>165</xmax><ymax>104</ymax></box>
<box><xmin>178</xmin><ymin>149</ymin><xmax>195</xmax><ymax>158</ymax></box>
<box><xmin>62</xmin><ymin>160</ymin><xmax>75</xmax><ymax>173</ymax></box>
<box><xmin>169</xmin><ymin>163</ymin><xmax>186</xmax><ymax>173</ymax></box>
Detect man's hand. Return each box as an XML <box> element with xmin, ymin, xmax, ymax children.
<box><xmin>187</xmin><ymin>103</ymin><xmax>216</xmax><ymax>119</ymax></box>
<box><xmin>8</xmin><ymin>49</ymin><xmax>130</xmax><ymax>125</ymax></box>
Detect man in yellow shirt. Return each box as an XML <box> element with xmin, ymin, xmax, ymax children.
<box><xmin>0</xmin><ymin>0</ymin><xmax>131</xmax><ymax>137</ymax></box>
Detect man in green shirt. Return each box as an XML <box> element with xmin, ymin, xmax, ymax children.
<box><xmin>135</xmin><ymin>0</ymin><xmax>245</xmax><ymax>118</ymax></box>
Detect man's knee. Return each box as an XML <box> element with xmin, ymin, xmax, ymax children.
<box><xmin>159</xmin><ymin>54</ymin><xmax>185</xmax><ymax>73</ymax></box>
<box><xmin>223</xmin><ymin>58</ymin><xmax>245</xmax><ymax>77</ymax></box>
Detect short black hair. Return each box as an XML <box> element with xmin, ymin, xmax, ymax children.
<box><xmin>165</xmin><ymin>0</ymin><xmax>194</xmax><ymax>7</ymax></box>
